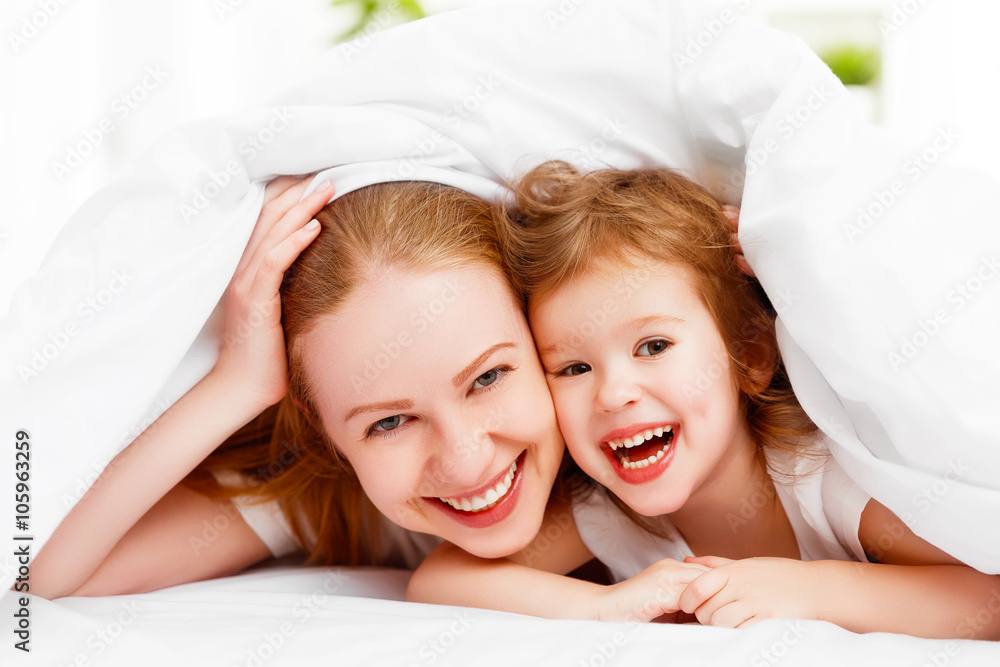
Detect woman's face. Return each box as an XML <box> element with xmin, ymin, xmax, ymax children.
<box><xmin>299</xmin><ymin>264</ymin><xmax>564</xmax><ymax>558</ymax></box>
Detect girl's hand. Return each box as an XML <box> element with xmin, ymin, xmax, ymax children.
<box><xmin>723</xmin><ymin>205</ymin><xmax>755</xmax><ymax>278</ymax></box>
<box><xmin>595</xmin><ymin>558</ymin><xmax>709</xmax><ymax>623</ymax></box>
<box><xmin>213</xmin><ymin>175</ymin><xmax>333</xmax><ymax>410</ymax></box>
<box><xmin>678</xmin><ymin>556</ymin><xmax>823</xmax><ymax>628</ymax></box>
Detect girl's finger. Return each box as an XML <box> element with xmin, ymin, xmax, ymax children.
<box><xmin>250</xmin><ymin>218</ymin><xmax>322</xmax><ymax>301</ymax></box>
<box><xmin>245</xmin><ymin>181</ymin><xmax>333</xmax><ymax>279</ymax></box>
<box><xmin>678</xmin><ymin>568</ymin><xmax>729</xmax><ymax>614</ymax></box>
<box><xmin>685</xmin><ymin>555</ymin><xmax>732</xmax><ymax>569</ymax></box>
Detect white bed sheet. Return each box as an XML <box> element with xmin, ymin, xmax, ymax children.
<box><xmin>6</xmin><ymin>565</ymin><xmax>998</xmax><ymax>666</ymax></box>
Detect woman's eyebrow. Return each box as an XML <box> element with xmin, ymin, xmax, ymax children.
<box><xmin>345</xmin><ymin>399</ymin><xmax>414</xmax><ymax>423</ymax></box>
<box><xmin>452</xmin><ymin>342</ymin><xmax>517</xmax><ymax>387</ymax></box>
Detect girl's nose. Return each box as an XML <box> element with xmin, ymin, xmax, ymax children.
<box><xmin>594</xmin><ymin>365</ymin><xmax>642</xmax><ymax>413</ymax></box>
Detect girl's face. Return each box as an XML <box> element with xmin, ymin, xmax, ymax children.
<box><xmin>529</xmin><ymin>261</ymin><xmax>756</xmax><ymax>518</ymax></box>
<box><xmin>300</xmin><ymin>264</ymin><xmax>563</xmax><ymax>559</ymax></box>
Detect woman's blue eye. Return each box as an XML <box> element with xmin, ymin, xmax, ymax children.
<box><xmin>558</xmin><ymin>363</ymin><xmax>591</xmax><ymax>377</ymax></box>
<box><xmin>372</xmin><ymin>415</ymin><xmax>405</xmax><ymax>432</ymax></box>
<box><xmin>637</xmin><ymin>339</ymin><xmax>670</xmax><ymax>357</ymax></box>
<box><xmin>472</xmin><ymin>368</ymin><xmax>501</xmax><ymax>390</ymax></box>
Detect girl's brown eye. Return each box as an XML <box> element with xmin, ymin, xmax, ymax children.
<box><xmin>637</xmin><ymin>339</ymin><xmax>671</xmax><ymax>357</ymax></box>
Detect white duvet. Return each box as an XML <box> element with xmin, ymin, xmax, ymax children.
<box><xmin>2</xmin><ymin>0</ymin><xmax>999</xmax><ymax>663</ymax></box>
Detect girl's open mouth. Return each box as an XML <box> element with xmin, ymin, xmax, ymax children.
<box><xmin>603</xmin><ymin>425</ymin><xmax>677</xmax><ymax>484</ymax></box>
<box><xmin>431</xmin><ymin>451</ymin><xmax>527</xmax><ymax>528</ymax></box>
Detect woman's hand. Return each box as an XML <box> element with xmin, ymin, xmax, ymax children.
<box><xmin>213</xmin><ymin>175</ymin><xmax>333</xmax><ymax>410</ymax></box>
<box><xmin>678</xmin><ymin>556</ymin><xmax>822</xmax><ymax>628</ymax></box>
<box><xmin>595</xmin><ymin>558</ymin><xmax>709</xmax><ymax>623</ymax></box>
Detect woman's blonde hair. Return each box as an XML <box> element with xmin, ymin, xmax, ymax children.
<box><xmin>499</xmin><ymin>161</ymin><xmax>818</xmax><ymax>526</ymax></box>
<box><xmin>188</xmin><ymin>181</ymin><xmax>513</xmax><ymax>566</ymax></box>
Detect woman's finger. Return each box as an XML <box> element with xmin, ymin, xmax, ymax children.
<box><xmin>236</xmin><ymin>176</ymin><xmax>313</xmax><ymax>275</ymax></box>
<box><xmin>251</xmin><ymin>218</ymin><xmax>322</xmax><ymax>300</ymax></box>
<box><xmin>245</xmin><ymin>180</ymin><xmax>333</xmax><ymax>280</ymax></box>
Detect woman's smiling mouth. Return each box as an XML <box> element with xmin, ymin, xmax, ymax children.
<box><xmin>430</xmin><ymin>451</ymin><xmax>527</xmax><ymax>528</ymax></box>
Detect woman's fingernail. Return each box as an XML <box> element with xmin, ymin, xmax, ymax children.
<box><xmin>306</xmin><ymin>219</ymin><xmax>320</xmax><ymax>231</ymax></box>
<box><xmin>316</xmin><ymin>181</ymin><xmax>332</xmax><ymax>192</ymax></box>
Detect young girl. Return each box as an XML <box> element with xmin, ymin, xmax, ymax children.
<box><xmin>407</xmin><ymin>162</ymin><xmax>1000</xmax><ymax>640</ymax></box>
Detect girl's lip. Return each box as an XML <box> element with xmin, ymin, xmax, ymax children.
<box><xmin>601</xmin><ymin>427</ymin><xmax>678</xmax><ymax>485</ymax></box>
<box><xmin>430</xmin><ymin>451</ymin><xmax>527</xmax><ymax>529</ymax></box>
<box><xmin>599</xmin><ymin>421</ymin><xmax>677</xmax><ymax>446</ymax></box>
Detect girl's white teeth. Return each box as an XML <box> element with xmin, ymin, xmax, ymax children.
<box><xmin>608</xmin><ymin>426</ymin><xmax>672</xmax><ymax>450</ymax></box>
<box><xmin>619</xmin><ymin>444</ymin><xmax>669</xmax><ymax>470</ymax></box>
<box><xmin>439</xmin><ymin>460</ymin><xmax>517</xmax><ymax>513</ymax></box>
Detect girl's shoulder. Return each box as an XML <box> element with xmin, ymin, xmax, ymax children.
<box><xmin>767</xmin><ymin>433</ymin><xmax>871</xmax><ymax>562</ymax></box>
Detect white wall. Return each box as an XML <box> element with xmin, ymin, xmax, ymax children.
<box><xmin>2</xmin><ymin>0</ymin><xmax>997</xmax><ymax>301</ymax></box>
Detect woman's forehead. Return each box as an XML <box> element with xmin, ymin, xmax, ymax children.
<box><xmin>299</xmin><ymin>264</ymin><xmax>531</xmax><ymax>407</ymax></box>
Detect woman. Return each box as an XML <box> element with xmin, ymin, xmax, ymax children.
<box><xmin>30</xmin><ymin>174</ymin><xmax>564</xmax><ymax>598</ymax></box>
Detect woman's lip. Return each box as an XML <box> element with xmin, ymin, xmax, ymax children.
<box><xmin>599</xmin><ymin>421</ymin><xmax>677</xmax><ymax>445</ymax></box>
<box><xmin>431</xmin><ymin>451</ymin><xmax>527</xmax><ymax>529</ymax></box>
<box><xmin>436</xmin><ymin>451</ymin><xmax>523</xmax><ymax>501</ymax></box>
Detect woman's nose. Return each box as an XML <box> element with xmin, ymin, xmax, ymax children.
<box><xmin>594</xmin><ymin>364</ymin><xmax>642</xmax><ymax>413</ymax></box>
<box><xmin>427</xmin><ymin>416</ymin><xmax>496</xmax><ymax>488</ymax></box>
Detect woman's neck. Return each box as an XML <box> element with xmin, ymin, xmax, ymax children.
<box><xmin>668</xmin><ymin>427</ymin><xmax>799</xmax><ymax>560</ymax></box>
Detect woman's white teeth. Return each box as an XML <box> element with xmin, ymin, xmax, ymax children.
<box><xmin>608</xmin><ymin>426</ymin><xmax>672</xmax><ymax>451</ymax></box>
<box><xmin>439</xmin><ymin>460</ymin><xmax>517</xmax><ymax>512</ymax></box>
<box><xmin>619</xmin><ymin>444</ymin><xmax>669</xmax><ymax>470</ymax></box>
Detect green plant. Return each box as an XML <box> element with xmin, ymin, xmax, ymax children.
<box><xmin>820</xmin><ymin>44</ymin><xmax>880</xmax><ymax>86</ymax></box>
<box><xmin>333</xmin><ymin>0</ymin><xmax>427</xmax><ymax>42</ymax></box>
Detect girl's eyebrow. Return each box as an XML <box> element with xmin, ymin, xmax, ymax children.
<box><xmin>621</xmin><ymin>315</ymin><xmax>685</xmax><ymax>332</ymax></box>
<box><xmin>538</xmin><ymin>314</ymin><xmax>685</xmax><ymax>358</ymax></box>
